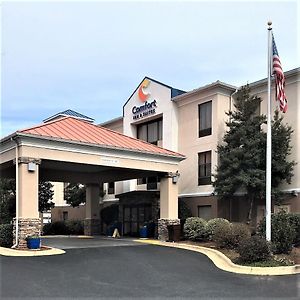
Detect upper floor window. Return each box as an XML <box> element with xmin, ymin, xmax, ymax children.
<box><xmin>199</xmin><ymin>101</ymin><xmax>212</xmax><ymax>137</ymax></box>
<box><xmin>137</xmin><ymin>118</ymin><xmax>162</xmax><ymax>145</ymax></box>
<box><xmin>198</xmin><ymin>151</ymin><xmax>212</xmax><ymax>185</ymax></box>
<box><xmin>108</xmin><ymin>182</ymin><xmax>115</xmax><ymax>194</ymax></box>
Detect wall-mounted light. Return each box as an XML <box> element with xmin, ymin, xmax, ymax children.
<box><xmin>28</xmin><ymin>162</ymin><xmax>36</xmax><ymax>172</ymax></box>
<box><xmin>172</xmin><ymin>171</ymin><xmax>180</xmax><ymax>184</ymax></box>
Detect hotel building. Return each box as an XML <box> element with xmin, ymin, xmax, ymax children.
<box><xmin>51</xmin><ymin>68</ymin><xmax>300</xmax><ymax>235</ymax></box>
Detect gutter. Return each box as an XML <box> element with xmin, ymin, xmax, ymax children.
<box><xmin>11</xmin><ymin>137</ymin><xmax>19</xmax><ymax>248</ymax></box>
<box><xmin>229</xmin><ymin>89</ymin><xmax>238</xmax><ymax>114</ymax></box>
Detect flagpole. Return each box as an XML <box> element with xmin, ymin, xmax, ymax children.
<box><xmin>266</xmin><ymin>21</ymin><xmax>272</xmax><ymax>242</ymax></box>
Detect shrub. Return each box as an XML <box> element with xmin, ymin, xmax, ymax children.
<box><xmin>178</xmin><ymin>200</ymin><xmax>192</xmax><ymax>221</ymax></box>
<box><xmin>65</xmin><ymin>220</ymin><xmax>84</xmax><ymax>235</ymax></box>
<box><xmin>42</xmin><ymin>221</ymin><xmax>68</xmax><ymax>235</ymax></box>
<box><xmin>214</xmin><ymin>222</ymin><xmax>250</xmax><ymax>249</ymax></box>
<box><xmin>238</xmin><ymin>235</ymin><xmax>271</xmax><ymax>263</ymax></box>
<box><xmin>288</xmin><ymin>213</ymin><xmax>300</xmax><ymax>245</ymax></box>
<box><xmin>0</xmin><ymin>224</ymin><xmax>13</xmax><ymax>248</ymax></box>
<box><xmin>100</xmin><ymin>204</ymin><xmax>119</xmax><ymax>226</ymax></box>
<box><xmin>183</xmin><ymin>217</ymin><xmax>207</xmax><ymax>241</ymax></box>
<box><xmin>206</xmin><ymin>218</ymin><xmax>230</xmax><ymax>241</ymax></box>
<box><xmin>258</xmin><ymin>211</ymin><xmax>296</xmax><ymax>254</ymax></box>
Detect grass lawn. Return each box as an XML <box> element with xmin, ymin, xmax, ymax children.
<box><xmin>179</xmin><ymin>240</ymin><xmax>300</xmax><ymax>267</ymax></box>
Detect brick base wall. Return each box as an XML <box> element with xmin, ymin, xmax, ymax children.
<box><xmin>84</xmin><ymin>218</ymin><xmax>101</xmax><ymax>236</ymax></box>
<box><xmin>158</xmin><ymin>218</ymin><xmax>180</xmax><ymax>241</ymax></box>
<box><xmin>13</xmin><ymin>218</ymin><xmax>41</xmax><ymax>249</ymax></box>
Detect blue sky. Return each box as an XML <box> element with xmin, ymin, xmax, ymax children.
<box><xmin>1</xmin><ymin>0</ymin><xmax>299</xmax><ymax>137</ymax></box>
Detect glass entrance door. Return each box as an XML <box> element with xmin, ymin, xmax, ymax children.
<box><xmin>123</xmin><ymin>205</ymin><xmax>152</xmax><ymax>236</ymax></box>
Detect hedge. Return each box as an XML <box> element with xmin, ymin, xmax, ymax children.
<box><xmin>43</xmin><ymin>220</ymin><xmax>83</xmax><ymax>235</ymax></box>
<box><xmin>183</xmin><ymin>217</ymin><xmax>207</xmax><ymax>241</ymax></box>
<box><xmin>0</xmin><ymin>224</ymin><xmax>13</xmax><ymax>248</ymax></box>
<box><xmin>258</xmin><ymin>211</ymin><xmax>297</xmax><ymax>254</ymax></box>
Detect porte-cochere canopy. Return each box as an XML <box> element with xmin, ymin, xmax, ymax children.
<box><xmin>0</xmin><ymin>117</ymin><xmax>185</xmax><ymax>248</ymax></box>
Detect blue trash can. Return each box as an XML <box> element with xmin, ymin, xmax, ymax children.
<box><xmin>139</xmin><ymin>226</ymin><xmax>148</xmax><ymax>238</ymax></box>
<box><xmin>27</xmin><ymin>238</ymin><xmax>41</xmax><ymax>249</ymax></box>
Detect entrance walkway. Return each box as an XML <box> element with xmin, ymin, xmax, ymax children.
<box><xmin>42</xmin><ymin>236</ymin><xmax>144</xmax><ymax>250</ymax></box>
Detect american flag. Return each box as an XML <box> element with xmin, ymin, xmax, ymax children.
<box><xmin>272</xmin><ymin>33</ymin><xmax>287</xmax><ymax>113</ymax></box>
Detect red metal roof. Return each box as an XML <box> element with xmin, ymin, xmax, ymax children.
<box><xmin>17</xmin><ymin>117</ymin><xmax>184</xmax><ymax>158</ymax></box>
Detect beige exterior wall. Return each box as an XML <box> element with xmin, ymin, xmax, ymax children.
<box><xmin>177</xmin><ymin>91</ymin><xmax>232</xmax><ymax>196</ymax></box>
<box><xmin>251</xmin><ymin>71</ymin><xmax>300</xmax><ymax>192</ymax></box>
<box><xmin>51</xmin><ymin>205</ymin><xmax>85</xmax><ymax>222</ymax></box>
<box><xmin>101</xmin><ymin>118</ymin><xmax>123</xmax><ymax>133</ymax></box>
<box><xmin>18</xmin><ymin>162</ymin><xmax>39</xmax><ymax>218</ymax></box>
<box><xmin>52</xmin><ymin>182</ymin><xmax>66</xmax><ymax>206</ymax></box>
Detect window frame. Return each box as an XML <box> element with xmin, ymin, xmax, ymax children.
<box><xmin>198</xmin><ymin>101</ymin><xmax>212</xmax><ymax>138</ymax></box>
<box><xmin>108</xmin><ymin>182</ymin><xmax>115</xmax><ymax>194</ymax></box>
<box><xmin>137</xmin><ymin>117</ymin><xmax>163</xmax><ymax>145</ymax></box>
<box><xmin>198</xmin><ymin>151</ymin><xmax>212</xmax><ymax>185</ymax></box>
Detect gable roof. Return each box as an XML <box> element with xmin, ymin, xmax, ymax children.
<box><xmin>122</xmin><ymin>76</ymin><xmax>186</xmax><ymax>116</ymax></box>
<box><xmin>12</xmin><ymin>117</ymin><xmax>184</xmax><ymax>159</ymax></box>
<box><xmin>43</xmin><ymin>109</ymin><xmax>95</xmax><ymax>123</ymax></box>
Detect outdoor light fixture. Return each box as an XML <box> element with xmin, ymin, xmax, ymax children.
<box><xmin>28</xmin><ymin>162</ymin><xmax>36</xmax><ymax>172</ymax></box>
<box><xmin>172</xmin><ymin>171</ymin><xmax>180</xmax><ymax>184</ymax></box>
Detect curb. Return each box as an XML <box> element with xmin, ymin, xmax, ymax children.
<box><xmin>42</xmin><ymin>235</ymin><xmax>94</xmax><ymax>239</ymax></box>
<box><xmin>0</xmin><ymin>246</ymin><xmax>65</xmax><ymax>257</ymax></box>
<box><xmin>134</xmin><ymin>239</ymin><xmax>300</xmax><ymax>276</ymax></box>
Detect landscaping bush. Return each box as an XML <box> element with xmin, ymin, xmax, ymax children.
<box><xmin>258</xmin><ymin>211</ymin><xmax>297</xmax><ymax>254</ymax></box>
<box><xmin>206</xmin><ymin>218</ymin><xmax>230</xmax><ymax>241</ymax></box>
<box><xmin>238</xmin><ymin>235</ymin><xmax>271</xmax><ymax>263</ymax></box>
<box><xmin>0</xmin><ymin>224</ymin><xmax>13</xmax><ymax>248</ymax></box>
<box><xmin>65</xmin><ymin>220</ymin><xmax>84</xmax><ymax>235</ymax></box>
<box><xmin>288</xmin><ymin>213</ymin><xmax>300</xmax><ymax>246</ymax></box>
<box><xmin>214</xmin><ymin>222</ymin><xmax>250</xmax><ymax>249</ymax></box>
<box><xmin>100</xmin><ymin>204</ymin><xmax>119</xmax><ymax>226</ymax></box>
<box><xmin>183</xmin><ymin>217</ymin><xmax>207</xmax><ymax>241</ymax></box>
<box><xmin>42</xmin><ymin>221</ymin><xmax>68</xmax><ymax>235</ymax></box>
<box><xmin>178</xmin><ymin>199</ymin><xmax>192</xmax><ymax>221</ymax></box>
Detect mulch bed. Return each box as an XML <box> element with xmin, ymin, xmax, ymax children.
<box><xmin>178</xmin><ymin>240</ymin><xmax>300</xmax><ymax>265</ymax></box>
<box><xmin>13</xmin><ymin>246</ymin><xmax>52</xmax><ymax>251</ymax></box>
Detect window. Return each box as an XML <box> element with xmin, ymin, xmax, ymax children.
<box><xmin>63</xmin><ymin>211</ymin><xmax>68</xmax><ymax>221</ymax></box>
<box><xmin>137</xmin><ymin>176</ymin><xmax>160</xmax><ymax>190</ymax></box>
<box><xmin>108</xmin><ymin>182</ymin><xmax>115</xmax><ymax>194</ymax></box>
<box><xmin>198</xmin><ymin>205</ymin><xmax>212</xmax><ymax>220</ymax></box>
<box><xmin>137</xmin><ymin>178</ymin><xmax>147</xmax><ymax>185</ymax></box>
<box><xmin>137</xmin><ymin>118</ymin><xmax>162</xmax><ymax>145</ymax></box>
<box><xmin>198</xmin><ymin>151</ymin><xmax>211</xmax><ymax>185</ymax></box>
<box><xmin>199</xmin><ymin>101</ymin><xmax>212</xmax><ymax>137</ymax></box>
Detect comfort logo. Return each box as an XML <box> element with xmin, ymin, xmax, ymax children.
<box><xmin>138</xmin><ymin>79</ymin><xmax>150</xmax><ymax>102</ymax></box>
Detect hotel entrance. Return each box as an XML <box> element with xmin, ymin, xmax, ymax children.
<box><xmin>123</xmin><ymin>204</ymin><xmax>152</xmax><ymax>236</ymax></box>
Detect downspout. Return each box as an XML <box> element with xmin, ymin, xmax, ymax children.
<box><xmin>229</xmin><ymin>89</ymin><xmax>238</xmax><ymax>114</ymax></box>
<box><xmin>228</xmin><ymin>89</ymin><xmax>238</xmax><ymax>221</ymax></box>
<box><xmin>11</xmin><ymin>137</ymin><xmax>19</xmax><ymax>248</ymax></box>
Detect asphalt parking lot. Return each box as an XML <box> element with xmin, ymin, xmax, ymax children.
<box><xmin>1</xmin><ymin>237</ymin><xmax>299</xmax><ymax>299</ymax></box>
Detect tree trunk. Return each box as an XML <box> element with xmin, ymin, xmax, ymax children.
<box><xmin>247</xmin><ymin>195</ymin><xmax>254</xmax><ymax>224</ymax></box>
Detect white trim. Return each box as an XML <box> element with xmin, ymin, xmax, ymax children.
<box><xmin>16</xmin><ymin>135</ymin><xmax>183</xmax><ymax>166</ymax></box>
<box><xmin>179</xmin><ymin>192</ymin><xmax>214</xmax><ymax>198</ymax></box>
<box><xmin>102</xmin><ymin>198</ymin><xmax>119</xmax><ymax>203</ymax></box>
<box><xmin>179</xmin><ymin>188</ymin><xmax>300</xmax><ymax>199</ymax></box>
<box><xmin>282</xmin><ymin>188</ymin><xmax>300</xmax><ymax>193</ymax></box>
<box><xmin>0</xmin><ymin>145</ymin><xmax>16</xmax><ymax>155</ymax></box>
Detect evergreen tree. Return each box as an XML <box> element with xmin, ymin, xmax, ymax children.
<box><xmin>38</xmin><ymin>181</ymin><xmax>55</xmax><ymax>212</ymax></box>
<box><xmin>64</xmin><ymin>183</ymin><xmax>86</xmax><ymax>207</ymax></box>
<box><xmin>0</xmin><ymin>179</ymin><xmax>16</xmax><ymax>224</ymax></box>
<box><xmin>0</xmin><ymin>178</ymin><xmax>54</xmax><ymax>224</ymax></box>
<box><xmin>213</xmin><ymin>85</ymin><xmax>295</xmax><ymax>221</ymax></box>
<box><xmin>270</xmin><ymin>110</ymin><xmax>296</xmax><ymax>204</ymax></box>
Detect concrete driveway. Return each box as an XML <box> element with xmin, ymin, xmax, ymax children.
<box><xmin>1</xmin><ymin>238</ymin><xmax>299</xmax><ymax>299</ymax></box>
